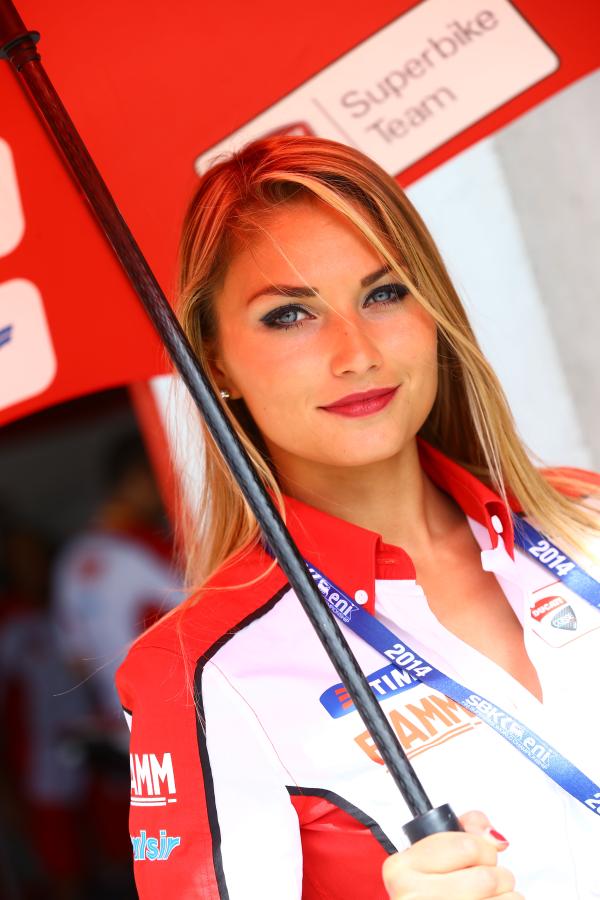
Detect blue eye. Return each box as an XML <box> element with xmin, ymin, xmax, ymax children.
<box><xmin>364</xmin><ymin>282</ymin><xmax>409</xmax><ymax>307</ymax></box>
<box><xmin>260</xmin><ymin>304</ymin><xmax>312</xmax><ymax>330</ymax></box>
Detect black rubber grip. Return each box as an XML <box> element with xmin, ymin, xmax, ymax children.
<box><xmin>402</xmin><ymin>803</ymin><xmax>464</xmax><ymax>845</ymax></box>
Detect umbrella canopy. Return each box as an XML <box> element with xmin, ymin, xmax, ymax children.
<box><xmin>1</xmin><ymin>0</ymin><xmax>599</xmax><ymax>427</ymax></box>
<box><xmin>2</xmin><ymin>0</ymin><xmax>600</xmax><ymax>842</ymax></box>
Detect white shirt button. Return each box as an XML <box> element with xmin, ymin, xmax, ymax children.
<box><xmin>354</xmin><ymin>589</ymin><xmax>369</xmax><ymax>605</ymax></box>
<box><xmin>491</xmin><ymin>514</ymin><xmax>504</xmax><ymax>534</ymax></box>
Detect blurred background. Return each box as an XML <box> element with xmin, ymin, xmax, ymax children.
<box><xmin>1</xmin><ymin>0</ymin><xmax>599</xmax><ymax>896</ymax></box>
<box><xmin>0</xmin><ymin>392</ymin><xmax>182</xmax><ymax>898</ymax></box>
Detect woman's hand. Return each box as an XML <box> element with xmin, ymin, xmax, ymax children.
<box><xmin>382</xmin><ymin>810</ymin><xmax>522</xmax><ymax>899</ymax></box>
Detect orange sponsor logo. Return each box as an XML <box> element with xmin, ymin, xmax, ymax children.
<box><xmin>355</xmin><ymin>693</ymin><xmax>479</xmax><ymax>764</ymax></box>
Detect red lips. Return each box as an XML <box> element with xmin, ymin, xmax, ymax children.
<box><xmin>319</xmin><ymin>386</ymin><xmax>399</xmax><ymax>418</ymax></box>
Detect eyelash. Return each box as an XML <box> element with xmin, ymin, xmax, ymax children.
<box><xmin>260</xmin><ymin>282</ymin><xmax>409</xmax><ymax>331</ymax></box>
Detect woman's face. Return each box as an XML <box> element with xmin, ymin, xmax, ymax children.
<box><xmin>211</xmin><ymin>196</ymin><xmax>438</xmax><ymax>480</ymax></box>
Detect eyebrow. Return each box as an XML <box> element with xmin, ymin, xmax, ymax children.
<box><xmin>245</xmin><ymin>264</ymin><xmax>393</xmax><ymax>305</ymax></box>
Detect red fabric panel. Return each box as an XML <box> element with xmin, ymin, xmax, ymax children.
<box><xmin>290</xmin><ymin>793</ymin><xmax>390</xmax><ymax>899</ymax></box>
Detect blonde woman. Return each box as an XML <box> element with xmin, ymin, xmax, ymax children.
<box><xmin>116</xmin><ymin>135</ymin><xmax>600</xmax><ymax>900</ymax></box>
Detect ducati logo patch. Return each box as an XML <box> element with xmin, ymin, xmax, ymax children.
<box><xmin>551</xmin><ymin>605</ymin><xmax>577</xmax><ymax>631</ymax></box>
<box><xmin>529</xmin><ymin>585</ymin><xmax>600</xmax><ymax>647</ymax></box>
<box><xmin>531</xmin><ymin>595</ymin><xmax>566</xmax><ymax>623</ymax></box>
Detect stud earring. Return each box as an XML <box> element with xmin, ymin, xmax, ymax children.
<box><xmin>220</xmin><ymin>389</ymin><xmax>231</xmax><ymax>400</ymax></box>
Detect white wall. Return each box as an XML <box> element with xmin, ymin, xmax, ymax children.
<box><xmin>408</xmin><ymin>137</ymin><xmax>591</xmax><ymax>468</ymax></box>
<box><xmin>493</xmin><ymin>69</ymin><xmax>600</xmax><ymax>468</ymax></box>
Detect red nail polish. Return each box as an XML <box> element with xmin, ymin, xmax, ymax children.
<box><xmin>488</xmin><ymin>828</ymin><xmax>509</xmax><ymax>845</ymax></box>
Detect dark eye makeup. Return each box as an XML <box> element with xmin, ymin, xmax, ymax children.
<box><xmin>259</xmin><ymin>282</ymin><xmax>409</xmax><ymax>331</ymax></box>
<box><xmin>364</xmin><ymin>283</ymin><xmax>409</xmax><ymax>306</ymax></box>
<box><xmin>260</xmin><ymin>303</ymin><xmax>311</xmax><ymax>330</ymax></box>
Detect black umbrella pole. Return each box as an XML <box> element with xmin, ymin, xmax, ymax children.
<box><xmin>0</xmin><ymin>2</ymin><xmax>463</xmax><ymax>841</ymax></box>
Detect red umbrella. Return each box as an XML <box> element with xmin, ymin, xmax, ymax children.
<box><xmin>2</xmin><ymin>0</ymin><xmax>599</xmax><ymax>841</ymax></box>
<box><xmin>1</xmin><ymin>0</ymin><xmax>599</xmax><ymax>426</ymax></box>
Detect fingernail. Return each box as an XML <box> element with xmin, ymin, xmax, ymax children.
<box><xmin>486</xmin><ymin>827</ymin><xmax>509</xmax><ymax>847</ymax></box>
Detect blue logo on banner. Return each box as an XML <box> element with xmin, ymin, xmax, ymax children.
<box><xmin>320</xmin><ymin>662</ymin><xmax>420</xmax><ymax>718</ymax></box>
<box><xmin>0</xmin><ymin>324</ymin><xmax>13</xmax><ymax>349</ymax></box>
<box><xmin>131</xmin><ymin>829</ymin><xmax>181</xmax><ymax>861</ymax></box>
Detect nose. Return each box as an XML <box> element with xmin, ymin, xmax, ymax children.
<box><xmin>327</xmin><ymin>314</ymin><xmax>383</xmax><ymax>377</ymax></box>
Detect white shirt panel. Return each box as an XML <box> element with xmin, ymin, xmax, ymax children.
<box><xmin>202</xmin><ymin>660</ymin><xmax>303</xmax><ymax>900</ymax></box>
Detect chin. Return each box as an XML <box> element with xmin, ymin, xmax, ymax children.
<box><xmin>316</xmin><ymin>441</ymin><xmax>405</xmax><ymax>469</ymax></box>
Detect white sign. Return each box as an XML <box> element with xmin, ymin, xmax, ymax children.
<box><xmin>195</xmin><ymin>0</ymin><xmax>558</xmax><ymax>176</ymax></box>
<box><xmin>0</xmin><ymin>142</ymin><xmax>57</xmax><ymax>412</ymax></box>
<box><xmin>0</xmin><ymin>279</ymin><xmax>57</xmax><ymax>411</ymax></box>
<box><xmin>0</xmin><ymin>139</ymin><xmax>25</xmax><ymax>256</ymax></box>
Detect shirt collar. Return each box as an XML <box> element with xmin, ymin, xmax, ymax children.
<box><xmin>279</xmin><ymin>437</ymin><xmax>519</xmax><ymax>616</ymax></box>
<box><xmin>416</xmin><ymin>439</ymin><xmax>518</xmax><ymax>557</ymax></box>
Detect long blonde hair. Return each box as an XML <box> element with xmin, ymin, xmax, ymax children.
<box><xmin>174</xmin><ymin>134</ymin><xmax>599</xmax><ymax>596</ymax></box>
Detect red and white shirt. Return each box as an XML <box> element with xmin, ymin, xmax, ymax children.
<box><xmin>116</xmin><ymin>438</ymin><xmax>600</xmax><ymax>899</ymax></box>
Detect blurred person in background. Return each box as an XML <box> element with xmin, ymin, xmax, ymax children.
<box><xmin>52</xmin><ymin>431</ymin><xmax>182</xmax><ymax>728</ymax></box>
<box><xmin>0</xmin><ymin>523</ymin><xmax>89</xmax><ymax>900</ymax></box>
<box><xmin>51</xmin><ymin>432</ymin><xmax>183</xmax><ymax>897</ymax></box>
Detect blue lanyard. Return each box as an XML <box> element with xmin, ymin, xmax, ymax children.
<box><xmin>303</xmin><ymin>517</ymin><xmax>600</xmax><ymax>817</ymax></box>
<box><xmin>512</xmin><ymin>513</ymin><xmax>600</xmax><ymax>608</ymax></box>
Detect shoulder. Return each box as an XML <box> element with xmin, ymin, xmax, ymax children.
<box><xmin>115</xmin><ymin>542</ymin><xmax>288</xmax><ymax>705</ymax></box>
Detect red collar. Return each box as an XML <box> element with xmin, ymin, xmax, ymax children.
<box><xmin>280</xmin><ymin>437</ymin><xmax>519</xmax><ymax>616</ymax></box>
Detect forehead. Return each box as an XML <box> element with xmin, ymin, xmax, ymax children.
<box><xmin>222</xmin><ymin>196</ymin><xmax>385</xmax><ymax>292</ymax></box>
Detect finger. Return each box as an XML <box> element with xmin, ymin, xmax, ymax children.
<box><xmin>438</xmin><ymin>864</ymin><xmax>516</xmax><ymax>898</ymax></box>
<box><xmin>382</xmin><ymin>832</ymin><xmax>497</xmax><ymax>890</ymax></box>
<box><xmin>409</xmin><ymin>831</ymin><xmax>498</xmax><ymax>873</ymax></box>
<box><xmin>489</xmin><ymin>895</ymin><xmax>524</xmax><ymax>900</ymax></box>
<box><xmin>384</xmin><ymin>862</ymin><xmax>517</xmax><ymax>900</ymax></box>
<box><xmin>460</xmin><ymin>810</ymin><xmax>492</xmax><ymax>833</ymax></box>
<box><xmin>460</xmin><ymin>810</ymin><xmax>510</xmax><ymax>851</ymax></box>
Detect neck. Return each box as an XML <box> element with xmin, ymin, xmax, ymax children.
<box><xmin>271</xmin><ymin>438</ymin><xmax>465</xmax><ymax>555</ymax></box>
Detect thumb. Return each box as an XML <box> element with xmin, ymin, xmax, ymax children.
<box><xmin>459</xmin><ymin>810</ymin><xmax>510</xmax><ymax>852</ymax></box>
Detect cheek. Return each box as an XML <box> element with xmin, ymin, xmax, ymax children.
<box><xmin>219</xmin><ymin>322</ymin><xmax>315</xmax><ymax>436</ymax></box>
<box><xmin>386</xmin><ymin>304</ymin><xmax>438</xmax><ymax>377</ymax></box>
<box><xmin>225</xmin><ymin>331</ymin><xmax>313</xmax><ymax>398</ymax></box>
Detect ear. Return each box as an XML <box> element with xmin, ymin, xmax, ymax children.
<box><xmin>206</xmin><ymin>346</ymin><xmax>243</xmax><ymax>400</ymax></box>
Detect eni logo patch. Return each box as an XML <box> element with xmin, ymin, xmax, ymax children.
<box><xmin>131</xmin><ymin>830</ymin><xmax>181</xmax><ymax>861</ymax></box>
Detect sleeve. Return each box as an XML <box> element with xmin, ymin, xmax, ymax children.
<box><xmin>116</xmin><ymin>645</ymin><xmax>303</xmax><ymax>900</ymax></box>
